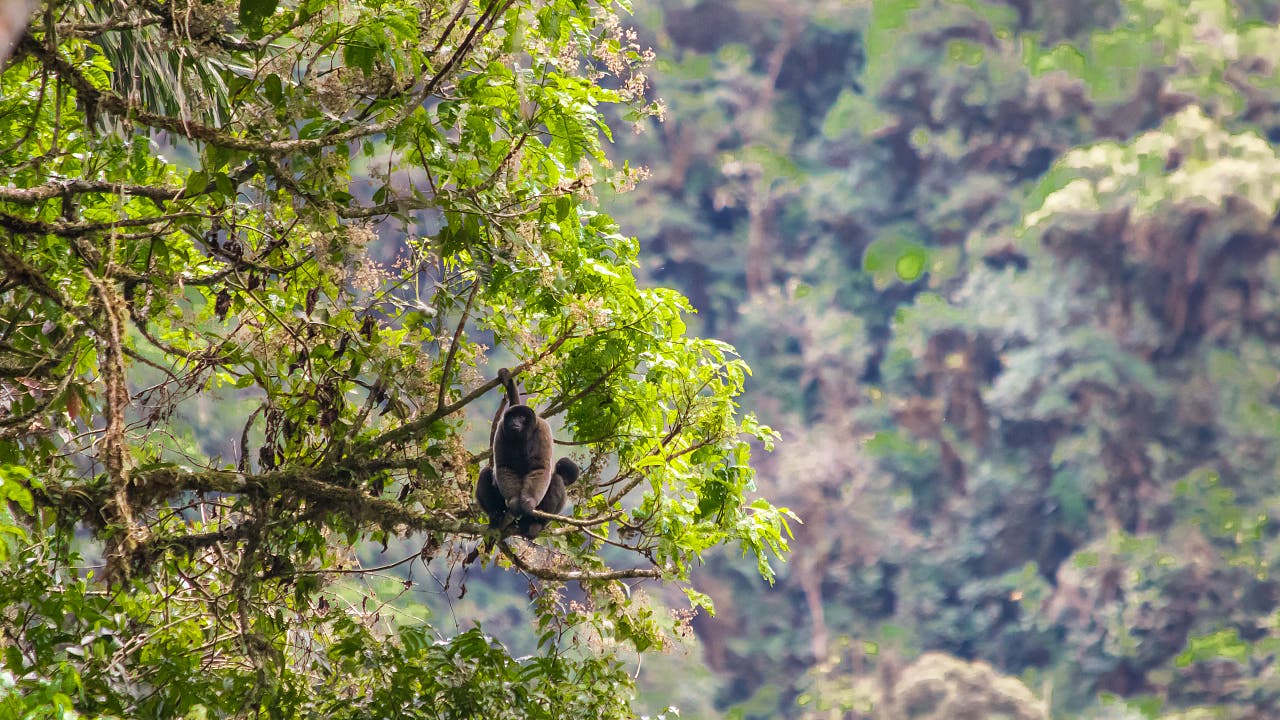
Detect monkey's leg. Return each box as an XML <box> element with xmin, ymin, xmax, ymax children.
<box><xmin>475</xmin><ymin>466</ymin><xmax>507</xmax><ymax>528</ymax></box>
<box><xmin>465</xmin><ymin>468</ymin><xmax>514</xmax><ymax>565</ymax></box>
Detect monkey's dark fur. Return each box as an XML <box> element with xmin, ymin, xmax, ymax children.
<box><xmin>475</xmin><ymin>456</ymin><xmax>579</xmax><ymax>538</ymax></box>
<box><xmin>490</xmin><ymin>368</ymin><xmax>554</xmax><ymax>518</ymax></box>
<box><xmin>474</xmin><ymin>465</ymin><xmax>506</xmax><ymax>530</ymax></box>
<box><xmin>520</xmin><ymin>457</ymin><xmax>580</xmax><ymax>538</ymax></box>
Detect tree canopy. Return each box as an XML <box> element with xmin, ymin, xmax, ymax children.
<box><xmin>0</xmin><ymin>0</ymin><xmax>791</xmax><ymax>716</ymax></box>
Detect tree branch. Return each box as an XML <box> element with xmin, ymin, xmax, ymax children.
<box><xmin>0</xmin><ymin>209</ymin><xmax>201</xmax><ymax>238</ymax></box>
<box><xmin>436</xmin><ymin>278</ymin><xmax>480</xmax><ymax>412</ymax></box>
<box><xmin>0</xmin><ymin>178</ymin><xmax>186</xmax><ymax>204</ymax></box>
<box><xmin>498</xmin><ymin>542</ymin><xmax>662</xmax><ymax>582</ymax></box>
<box><xmin>524</xmin><ymin>506</ymin><xmax>624</xmax><ymax>530</ymax></box>
<box><xmin>131</xmin><ymin>461</ymin><xmax>477</xmax><ymax>535</ymax></box>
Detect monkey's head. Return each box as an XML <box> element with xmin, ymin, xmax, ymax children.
<box><xmin>555</xmin><ymin>457</ymin><xmax>580</xmax><ymax>485</ymax></box>
<box><xmin>502</xmin><ymin>405</ymin><xmax>537</xmax><ymax>434</ymax></box>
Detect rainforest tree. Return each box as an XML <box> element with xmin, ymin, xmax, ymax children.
<box><xmin>0</xmin><ymin>0</ymin><xmax>789</xmax><ymax>716</ymax></box>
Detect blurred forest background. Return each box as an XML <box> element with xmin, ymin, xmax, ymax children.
<box><xmin>595</xmin><ymin>0</ymin><xmax>1280</xmax><ymax>717</ymax></box>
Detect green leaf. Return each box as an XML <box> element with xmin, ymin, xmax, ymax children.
<box><xmin>264</xmin><ymin>74</ymin><xmax>284</xmax><ymax>105</ymax></box>
<box><xmin>239</xmin><ymin>0</ymin><xmax>278</xmax><ymax>39</ymax></box>
<box><xmin>184</xmin><ymin>171</ymin><xmax>209</xmax><ymax>195</ymax></box>
<box><xmin>895</xmin><ymin>247</ymin><xmax>926</xmax><ymax>281</ymax></box>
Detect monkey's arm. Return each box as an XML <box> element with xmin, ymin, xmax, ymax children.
<box><xmin>518</xmin><ymin>468</ymin><xmax>569</xmax><ymax>539</ymax></box>
<box><xmin>513</xmin><ymin>467</ymin><xmax>552</xmax><ymax>516</ymax></box>
<box><xmin>493</xmin><ymin>465</ymin><xmax>528</xmax><ymax>514</ymax></box>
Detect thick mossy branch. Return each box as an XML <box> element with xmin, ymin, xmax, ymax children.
<box><xmin>132</xmin><ymin>463</ymin><xmax>476</xmax><ymax>535</ymax></box>
<box><xmin>35</xmin><ymin>460</ymin><xmax>661</xmax><ymax>583</ymax></box>
<box><xmin>0</xmin><ymin>178</ymin><xmax>187</xmax><ymax>203</ymax></box>
<box><xmin>0</xmin><ymin>208</ymin><xmax>203</xmax><ymax>238</ymax></box>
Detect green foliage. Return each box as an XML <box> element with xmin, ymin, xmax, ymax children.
<box><xmin>1176</xmin><ymin>629</ymin><xmax>1249</xmax><ymax>668</ymax></box>
<box><xmin>862</xmin><ymin>231</ymin><xmax>930</xmax><ymax>287</ymax></box>
<box><xmin>0</xmin><ymin>0</ymin><xmax>788</xmax><ymax>716</ymax></box>
<box><xmin>1025</xmin><ymin>0</ymin><xmax>1280</xmax><ymax>111</ymax></box>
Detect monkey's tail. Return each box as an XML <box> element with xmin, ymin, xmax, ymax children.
<box><xmin>497</xmin><ymin>367</ymin><xmax>522</xmax><ymax>406</ymax></box>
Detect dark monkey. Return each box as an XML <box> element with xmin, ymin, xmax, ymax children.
<box><xmin>490</xmin><ymin>367</ymin><xmax>554</xmax><ymax>518</ymax></box>
<box><xmin>475</xmin><ymin>456</ymin><xmax>580</xmax><ymax>538</ymax></box>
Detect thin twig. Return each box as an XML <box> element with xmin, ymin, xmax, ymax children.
<box><xmin>436</xmin><ymin>278</ymin><xmax>480</xmax><ymax>413</ymax></box>
<box><xmin>498</xmin><ymin>543</ymin><xmax>661</xmax><ymax>582</ymax></box>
